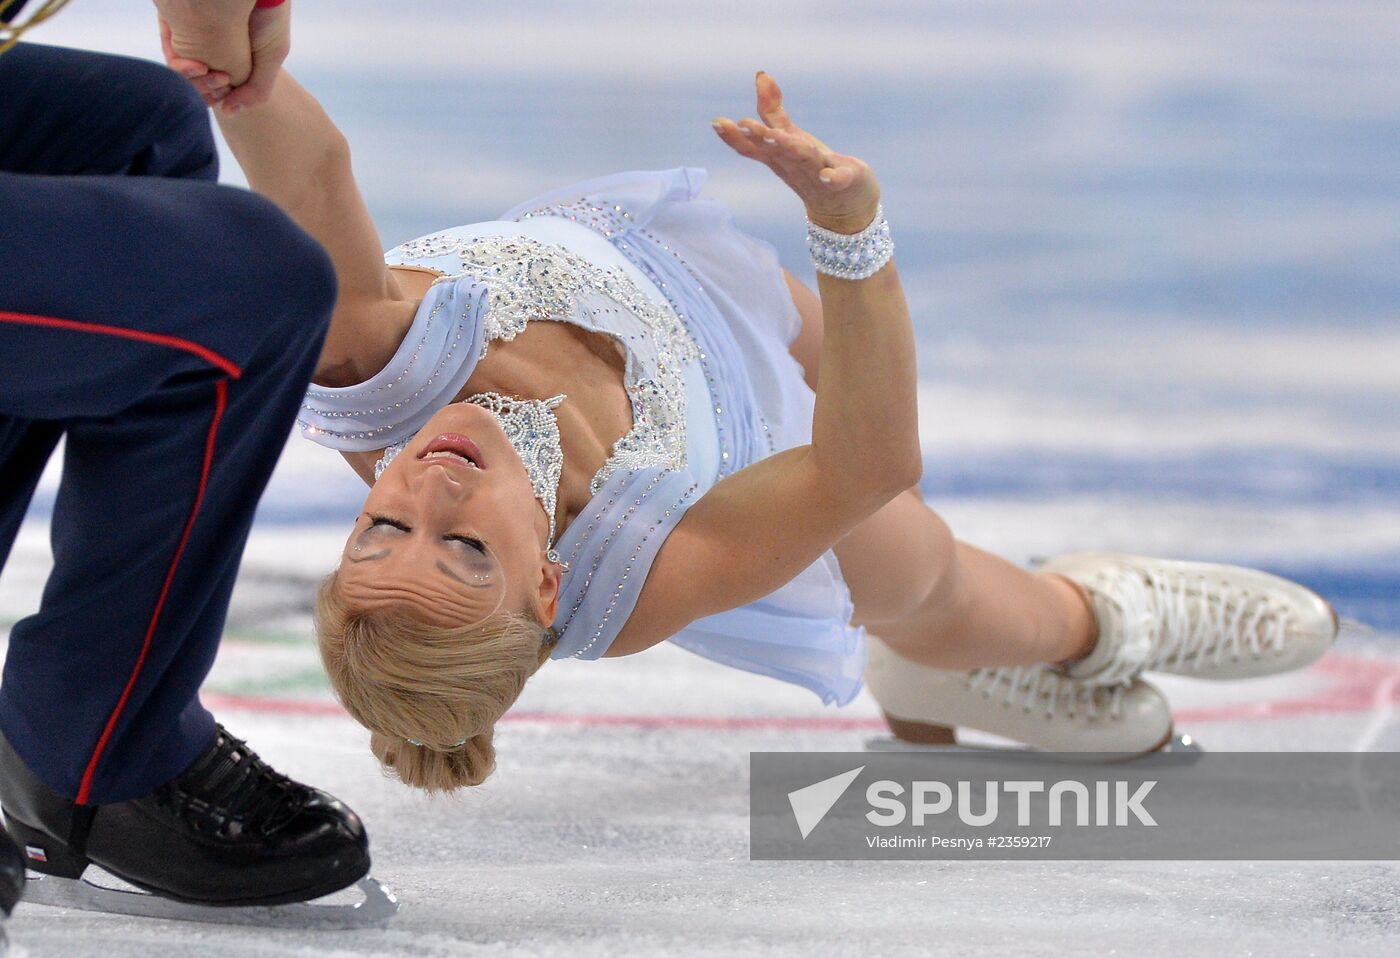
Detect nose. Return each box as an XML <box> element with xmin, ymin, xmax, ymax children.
<box><xmin>409</xmin><ymin>461</ymin><xmax>472</xmax><ymax>502</ymax></box>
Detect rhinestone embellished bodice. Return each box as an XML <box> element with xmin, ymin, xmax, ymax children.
<box><xmin>392</xmin><ymin>233</ymin><xmax>701</xmax><ymax>496</ymax></box>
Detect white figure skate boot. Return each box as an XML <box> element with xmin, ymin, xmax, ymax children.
<box><xmin>1038</xmin><ymin>552</ymin><xmax>1340</xmax><ymax>682</ymax></box>
<box><xmin>863</xmin><ymin>634</ymin><xmax>1184</xmax><ymax>761</ymax></box>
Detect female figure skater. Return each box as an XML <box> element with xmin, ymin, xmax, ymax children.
<box><xmin>187</xmin><ymin>59</ymin><xmax>1339</xmax><ymax>791</ymax></box>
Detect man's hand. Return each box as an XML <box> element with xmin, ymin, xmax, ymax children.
<box><xmin>155</xmin><ymin>0</ymin><xmax>291</xmax><ymax>113</ymax></box>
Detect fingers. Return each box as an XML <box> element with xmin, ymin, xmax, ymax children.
<box><xmin>744</xmin><ymin>74</ymin><xmax>840</xmax><ymax>171</ymax></box>
<box><xmin>218</xmin><ymin>58</ymin><xmax>280</xmax><ymax>113</ymax></box>
<box><xmin>159</xmin><ymin>16</ymin><xmax>232</xmax><ymax>105</ymax></box>
<box><xmin>755</xmin><ymin>71</ymin><xmax>793</xmax><ymax>131</ymax></box>
<box><xmin>188</xmin><ymin>71</ymin><xmax>232</xmax><ymax>106</ymax></box>
<box><xmin>713</xmin><ymin>115</ymin><xmax>792</xmax><ymax>170</ymax></box>
<box><xmin>727</xmin><ymin>117</ymin><xmax>835</xmax><ymax>180</ymax></box>
<box><xmin>711</xmin><ymin>116</ymin><xmax>767</xmax><ymax>161</ymax></box>
<box><xmin>169</xmin><ymin>55</ymin><xmax>212</xmax><ymax>79</ymax></box>
<box><xmin>714</xmin><ymin>79</ymin><xmax>859</xmax><ymax>190</ymax></box>
<box><xmin>716</xmin><ymin>71</ymin><xmax>881</xmax><ymax>215</ymax></box>
<box><xmin>219</xmin><ymin>5</ymin><xmax>291</xmax><ymax>114</ymax></box>
<box><xmin>158</xmin><ymin>19</ymin><xmax>194</xmax><ymax>71</ymax></box>
<box><xmin>768</xmin><ymin>125</ymin><xmax>831</xmax><ymax>173</ymax></box>
<box><xmin>739</xmin><ymin>116</ymin><xmax>779</xmax><ymax>146</ymax></box>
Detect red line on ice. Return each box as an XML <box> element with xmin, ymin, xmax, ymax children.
<box><xmin>202</xmin><ymin>654</ymin><xmax>1400</xmax><ymax>730</ymax></box>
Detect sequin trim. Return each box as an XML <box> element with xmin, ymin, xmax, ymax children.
<box><xmin>553</xmin><ymin>470</ymin><xmax>700</xmax><ymax>656</ymax></box>
<box><xmin>299</xmin><ymin>291</ymin><xmax>471</xmax><ymax>443</ymax></box>
<box><xmin>385</xmin><ymin>232</ymin><xmax>700</xmax><ymax>495</ymax></box>
<box><xmin>514</xmin><ymin>198</ymin><xmax>780</xmax><ymax>468</ymax></box>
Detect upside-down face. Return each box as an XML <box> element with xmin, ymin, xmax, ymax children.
<box><xmin>337</xmin><ymin>402</ymin><xmax>561</xmax><ymax>629</ymax></box>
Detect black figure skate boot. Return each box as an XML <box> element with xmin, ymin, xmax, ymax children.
<box><xmin>0</xmin><ymin>819</ymin><xmax>23</xmax><ymax>917</ymax></box>
<box><xmin>0</xmin><ymin>724</ymin><xmax>396</xmax><ymax>928</ymax></box>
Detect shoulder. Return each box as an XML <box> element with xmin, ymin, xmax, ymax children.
<box><xmin>548</xmin><ymin>467</ymin><xmax>704</xmax><ymax>660</ymax></box>
<box><xmin>596</xmin><ymin>464</ymin><xmax>722</xmax><ymax>658</ymax></box>
<box><xmin>602</xmin><ymin>506</ymin><xmax>707</xmax><ymax>657</ymax></box>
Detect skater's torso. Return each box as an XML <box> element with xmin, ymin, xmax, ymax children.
<box><xmin>317</xmin><ymin>215</ymin><xmax>716</xmax><ymax>549</ymax></box>
<box><xmin>334</xmin><ymin>265</ymin><xmax>637</xmax><ymax>541</ymax></box>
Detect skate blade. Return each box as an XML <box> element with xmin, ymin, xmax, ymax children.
<box><xmin>1338</xmin><ymin>616</ymin><xmax>1373</xmax><ymax>637</ymax></box>
<box><xmin>21</xmin><ymin>872</ymin><xmax>399</xmax><ymax>929</ymax></box>
<box><xmin>864</xmin><ymin>731</ymin><xmax>1204</xmax><ymax>762</ymax></box>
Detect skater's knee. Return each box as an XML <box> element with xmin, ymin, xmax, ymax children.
<box><xmin>206</xmin><ymin>189</ymin><xmax>337</xmax><ymax>335</ymax></box>
<box><xmin>265</xmin><ymin>224</ymin><xmax>337</xmax><ymax>333</ymax></box>
<box><xmin>844</xmin><ymin>493</ymin><xmax>957</xmax><ymax>628</ymax></box>
<box><xmin>115</xmin><ymin>57</ymin><xmax>218</xmax><ymax>180</ymax></box>
<box><xmin>139</xmin><ymin>60</ymin><xmax>211</xmax><ymax>134</ymax></box>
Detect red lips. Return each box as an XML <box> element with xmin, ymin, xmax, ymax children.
<box><xmin>418</xmin><ymin>433</ymin><xmax>485</xmax><ymax>469</ymax></box>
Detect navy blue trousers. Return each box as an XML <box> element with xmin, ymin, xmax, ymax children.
<box><xmin>0</xmin><ymin>44</ymin><xmax>335</xmax><ymax>805</ymax></box>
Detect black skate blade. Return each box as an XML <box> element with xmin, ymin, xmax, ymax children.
<box><xmin>21</xmin><ymin>872</ymin><xmax>399</xmax><ymax>929</ymax></box>
<box><xmin>864</xmin><ymin>731</ymin><xmax>1204</xmax><ymax>763</ymax></box>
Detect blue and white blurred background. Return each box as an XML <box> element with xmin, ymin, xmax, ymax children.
<box><xmin>19</xmin><ymin>0</ymin><xmax>1400</xmax><ymax>624</ymax></box>
<box><xmin>25</xmin><ymin>0</ymin><xmax>1397</xmax><ymax>630</ymax></box>
<box><xmin>6</xmin><ymin>5</ymin><xmax>1400</xmax><ymax>955</ymax></box>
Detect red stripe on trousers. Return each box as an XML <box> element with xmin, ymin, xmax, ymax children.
<box><xmin>0</xmin><ymin>310</ymin><xmax>243</xmax><ymax>379</ymax></box>
<box><xmin>0</xmin><ymin>309</ymin><xmax>241</xmax><ymax>805</ymax></box>
<box><xmin>74</xmin><ymin>378</ymin><xmax>229</xmax><ymax>805</ymax></box>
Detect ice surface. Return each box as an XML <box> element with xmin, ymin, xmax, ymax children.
<box><xmin>4</xmin><ymin>0</ymin><xmax>1399</xmax><ymax>954</ymax></box>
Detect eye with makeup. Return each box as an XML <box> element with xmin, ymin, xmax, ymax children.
<box><xmin>366</xmin><ymin>514</ymin><xmax>488</xmax><ymax>554</ymax></box>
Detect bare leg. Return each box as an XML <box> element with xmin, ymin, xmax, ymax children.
<box><xmin>835</xmin><ymin>488</ymin><xmax>1096</xmax><ymax>668</ymax></box>
<box><xmin>781</xmin><ymin>270</ymin><xmax>1097</xmax><ymax>671</ymax></box>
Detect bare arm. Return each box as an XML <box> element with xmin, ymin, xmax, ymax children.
<box><xmin>213</xmin><ymin>70</ymin><xmax>389</xmax><ymax>297</ymax></box>
<box><xmin>608</xmin><ymin>73</ymin><xmax>922</xmax><ymax>655</ymax></box>
<box><xmin>209</xmin><ymin>69</ymin><xmax>409</xmax><ymax>379</ymax></box>
<box><xmin>728</xmin><ymin>74</ymin><xmax>922</xmax><ymax>499</ymax></box>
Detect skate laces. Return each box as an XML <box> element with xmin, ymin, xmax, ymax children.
<box><xmin>1099</xmin><ymin>565</ymin><xmax>1290</xmax><ymax>672</ymax></box>
<box><xmin>967</xmin><ymin>665</ymin><xmax>1127</xmax><ymax>720</ymax></box>
<box><xmin>175</xmin><ymin>726</ymin><xmax>303</xmax><ymax>831</ymax></box>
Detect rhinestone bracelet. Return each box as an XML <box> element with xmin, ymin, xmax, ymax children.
<box><xmin>806</xmin><ymin>204</ymin><xmax>894</xmax><ymax>280</ymax></box>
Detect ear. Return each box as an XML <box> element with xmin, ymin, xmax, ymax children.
<box><xmin>533</xmin><ymin>555</ymin><xmax>563</xmax><ymax>627</ymax></box>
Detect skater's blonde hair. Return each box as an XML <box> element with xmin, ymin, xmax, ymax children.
<box><xmin>313</xmin><ymin>567</ymin><xmax>555</xmax><ymax>793</ymax></box>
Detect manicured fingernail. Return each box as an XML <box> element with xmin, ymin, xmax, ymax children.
<box><xmin>762</xmin><ymin>136</ymin><xmax>776</xmax><ymax>144</ymax></box>
<box><xmin>711</xmin><ymin>119</ymin><xmax>723</xmax><ymax>131</ymax></box>
<box><xmin>819</xmin><ymin>170</ymin><xmax>832</xmax><ymax>183</ymax></box>
<box><xmin>738</xmin><ymin>126</ymin><xmax>753</xmax><ymax>137</ymax></box>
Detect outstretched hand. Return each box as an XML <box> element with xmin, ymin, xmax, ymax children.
<box><xmin>712</xmin><ymin>72</ymin><xmax>881</xmax><ymax>234</ymax></box>
<box><xmin>156</xmin><ymin>0</ymin><xmax>291</xmax><ymax>114</ymax></box>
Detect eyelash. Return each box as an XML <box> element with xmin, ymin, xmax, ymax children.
<box><xmin>367</xmin><ymin>515</ymin><xmax>487</xmax><ymax>554</ymax></box>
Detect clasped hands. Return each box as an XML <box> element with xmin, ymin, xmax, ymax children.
<box><xmin>152</xmin><ymin>0</ymin><xmax>289</xmax><ymax>113</ymax></box>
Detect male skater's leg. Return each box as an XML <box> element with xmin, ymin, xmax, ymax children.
<box><xmin>0</xmin><ymin>420</ymin><xmax>59</xmax><ymax>917</ymax></box>
<box><xmin>0</xmin><ymin>44</ymin><xmax>369</xmax><ymax>905</ymax></box>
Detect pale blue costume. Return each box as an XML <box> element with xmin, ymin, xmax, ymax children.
<box><xmin>299</xmin><ymin>169</ymin><xmax>868</xmax><ymax>706</ymax></box>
